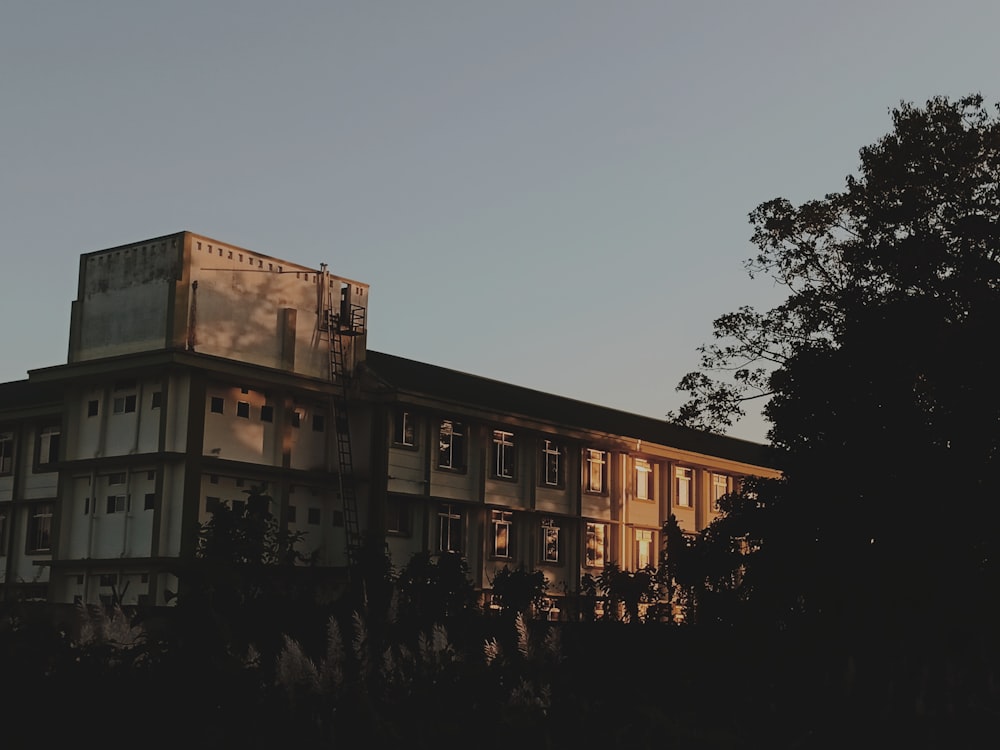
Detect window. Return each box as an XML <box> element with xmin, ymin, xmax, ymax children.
<box><xmin>113</xmin><ymin>394</ymin><xmax>137</xmax><ymax>414</ymax></box>
<box><xmin>586</xmin><ymin>449</ymin><xmax>606</xmax><ymax>493</ymax></box>
<box><xmin>438</xmin><ymin>420</ymin><xmax>466</xmax><ymax>471</ymax></box>
<box><xmin>236</xmin><ymin>401</ymin><xmax>250</xmax><ymax>418</ymax></box>
<box><xmin>636</xmin><ymin>529</ymin><xmax>654</xmax><ymax>569</ymax></box>
<box><xmin>0</xmin><ymin>507</ymin><xmax>7</xmax><ymax>556</ymax></box>
<box><xmin>206</xmin><ymin>497</ymin><xmax>222</xmax><ymax>513</ymax></box>
<box><xmin>585</xmin><ymin>522</ymin><xmax>606</xmax><ymax>568</ymax></box>
<box><xmin>386</xmin><ymin>496</ymin><xmax>411</xmax><ymax>535</ymax></box>
<box><xmin>0</xmin><ymin>431</ymin><xmax>12</xmax><ymax>475</ymax></box>
<box><xmin>394</xmin><ymin>410</ymin><xmax>415</xmax><ymax>447</ymax></box>
<box><xmin>712</xmin><ymin>473</ymin><xmax>729</xmax><ymax>512</ymax></box>
<box><xmin>492</xmin><ymin>430</ymin><xmax>515</xmax><ymax>479</ymax></box>
<box><xmin>291</xmin><ymin>410</ymin><xmax>302</xmax><ymax>428</ymax></box>
<box><xmin>287</xmin><ymin>505</ymin><xmax>297</xmax><ymax>523</ymax></box>
<box><xmin>99</xmin><ymin>574</ymin><xmax>117</xmax><ymax>587</ymax></box>
<box><xmin>542</xmin><ymin>519</ymin><xmax>560</xmax><ymax>563</ymax></box>
<box><xmin>151</xmin><ymin>392</ymin><xmax>162</xmax><ymax>409</ymax></box>
<box><xmin>307</xmin><ymin>507</ymin><xmax>321</xmax><ymax>525</ymax></box>
<box><xmin>491</xmin><ymin>510</ymin><xmax>513</xmax><ymax>558</ymax></box>
<box><xmin>37</xmin><ymin>425</ymin><xmax>60</xmax><ymax>466</ymax></box>
<box><xmin>541</xmin><ymin>440</ymin><xmax>562</xmax><ymax>487</ymax></box>
<box><xmin>312</xmin><ymin>414</ymin><xmax>325</xmax><ymax>432</ymax></box>
<box><xmin>144</xmin><ymin>493</ymin><xmax>155</xmax><ymax>511</ymax></box>
<box><xmin>210</xmin><ymin>397</ymin><xmax>224</xmax><ymax>414</ymax></box>
<box><xmin>636</xmin><ymin>459</ymin><xmax>652</xmax><ymax>500</ymax></box>
<box><xmin>260</xmin><ymin>405</ymin><xmax>274</xmax><ymax>423</ymax></box>
<box><xmin>108</xmin><ymin>472</ymin><xmax>126</xmax><ymax>485</ymax></box>
<box><xmin>87</xmin><ymin>400</ymin><xmax>99</xmax><ymax>417</ymax></box>
<box><xmin>106</xmin><ymin>495</ymin><xmax>127</xmax><ymax>513</ymax></box>
<box><xmin>438</xmin><ymin>504</ymin><xmax>462</xmax><ymax>552</ymax></box>
<box><xmin>676</xmin><ymin>467</ymin><xmax>693</xmax><ymax>508</ymax></box>
<box><xmin>27</xmin><ymin>502</ymin><xmax>53</xmax><ymax>553</ymax></box>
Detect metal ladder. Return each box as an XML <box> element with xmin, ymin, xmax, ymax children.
<box><xmin>325</xmin><ymin>277</ymin><xmax>364</xmax><ymax>576</ymax></box>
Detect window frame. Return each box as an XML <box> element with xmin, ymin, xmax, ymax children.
<box><xmin>437</xmin><ymin>419</ymin><xmax>467</xmax><ymax>472</ymax></box>
<box><xmin>491</xmin><ymin>429</ymin><xmax>516</xmax><ymax>480</ymax></box>
<box><xmin>585</xmin><ymin>521</ymin><xmax>607</xmax><ymax>568</ymax></box>
<box><xmin>0</xmin><ymin>430</ymin><xmax>13</xmax><ymax>476</ymax></box>
<box><xmin>491</xmin><ymin>509</ymin><xmax>514</xmax><ymax>559</ymax></box>
<box><xmin>541</xmin><ymin>439</ymin><xmax>563</xmax><ymax>488</ymax></box>
<box><xmin>635</xmin><ymin>458</ymin><xmax>652</xmax><ymax>501</ymax></box>
<box><xmin>113</xmin><ymin>394</ymin><xmax>137</xmax><ymax>414</ymax></box>
<box><xmin>386</xmin><ymin>496</ymin><xmax>411</xmax><ymax>536</ymax></box>
<box><xmin>585</xmin><ymin>449</ymin><xmax>607</xmax><ymax>494</ymax></box>
<box><xmin>675</xmin><ymin>467</ymin><xmax>693</xmax><ymax>508</ymax></box>
<box><xmin>712</xmin><ymin>473</ymin><xmax>729</xmax><ymax>512</ymax></box>
<box><xmin>541</xmin><ymin>519</ymin><xmax>560</xmax><ymax>564</ymax></box>
<box><xmin>393</xmin><ymin>409</ymin><xmax>416</xmax><ymax>448</ymax></box>
<box><xmin>0</xmin><ymin>505</ymin><xmax>8</xmax><ymax>556</ymax></box>
<box><xmin>438</xmin><ymin>503</ymin><xmax>463</xmax><ymax>553</ymax></box>
<box><xmin>636</xmin><ymin>528</ymin><xmax>654</xmax><ymax>569</ymax></box>
<box><xmin>26</xmin><ymin>501</ymin><xmax>54</xmax><ymax>554</ymax></box>
<box><xmin>106</xmin><ymin>494</ymin><xmax>127</xmax><ymax>514</ymax></box>
<box><xmin>36</xmin><ymin>424</ymin><xmax>61</xmax><ymax>468</ymax></box>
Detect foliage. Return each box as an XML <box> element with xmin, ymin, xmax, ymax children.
<box><xmin>174</xmin><ymin>483</ymin><xmax>320</xmax><ymax>667</ymax></box>
<box><xmin>596</xmin><ymin>562</ymin><xmax>659</xmax><ymax>623</ymax></box>
<box><xmin>394</xmin><ymin>551</ymin><xmax>479</xmax><ymax>630</ymax></box>
<box><xmin>669</xmin><ymin>93</ymin><xmax>1000</xmax><ymax>636</ymax></box>
<box><xmin>197</xmin><ymin>484</ymin><xmax>304</xmax><ymax>566</ymax></box>
<box><xmin>488</xmin><ymin>564</ymin><xmax>548</xmax><ymax>617</ymax></box>
<box><xmin>670</xmin><ymin>93</ymin><xmax>1000</xmax><ymax>436</ymax></box>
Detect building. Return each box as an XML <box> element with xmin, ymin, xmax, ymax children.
<box><xmin>0</xmin><ymin>232</ymin><xmax>779</xmax><ymax>611</ymax></box>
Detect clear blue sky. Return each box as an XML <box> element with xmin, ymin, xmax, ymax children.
<box><xmin>2</xmin><ymin>1</ymin><xmax>998</xmax><ymax>443</ymax></box>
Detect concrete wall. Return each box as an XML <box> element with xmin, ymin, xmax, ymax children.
<box><xmin>70</xmin><ymin>236</ymin><xmax>183</xmax><ymax>361</ymax></box>
<box><xmin>69</xmin><ymin>233</ymin><xmax>369</xmax><ymax>380</ymax></box>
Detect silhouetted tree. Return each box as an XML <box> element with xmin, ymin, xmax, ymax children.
<box><xmin>488</xmin><ymin>565</ymin><xmax>548</xmax><ymax>617</ymax></box>
<box><xmin>394</xmin><ymin>551</ymin><xmax>478</xmax><ymax>630</ymax></box>
<box><xmin>671</xmin><ymin>94</ymin><xmax>1000</xmax><ymax>638</ymax></box>
<box><xmin>597</xmin><ymin>563</ymin><xmax>658</xmax><ymax>623</ymax></box>
<box><xmin>175</xmin><ymin>484</ymin><xmax>312</xmax><ymax>659</ymax></box>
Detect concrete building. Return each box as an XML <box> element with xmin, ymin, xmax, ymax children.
<box><xmin>0</xmin><ymin>232</ymin><xmax>779</xmax><ymax>611</ymax></box>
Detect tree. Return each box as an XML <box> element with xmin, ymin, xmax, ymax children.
<box><xmin>394</xmin><ymin>551</ymin><xmax>478</xmax><ymax>630</ymax></box>
<box><xmin>488</xmin><ymin>565</ymin><xmax>548</xmax><ymax>618</ymax></box>
<box><xmin>175</xmin><ymin>484</ymin><xmax>313</xmax><ymax>658</ymax></box>
<box><xmin>671</xmin><ymin>94</ymin><xmax>1000</xmax><ymax>636</ymax></box>
<box><xmin>596</xmin><ymin>563</ymin><xmax>658</xmax><ymax>623</ymax></box>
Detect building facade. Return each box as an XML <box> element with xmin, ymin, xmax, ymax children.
<box><xmin>0</xmin><ymin>232</ymin><xmax>779</xmax><ymax>611</ymax></box>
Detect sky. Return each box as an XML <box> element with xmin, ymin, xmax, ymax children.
<box><xmin>2</xmin><ymin>1</ymin><xmax>998</xmax><ymax>444</ymax></box>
